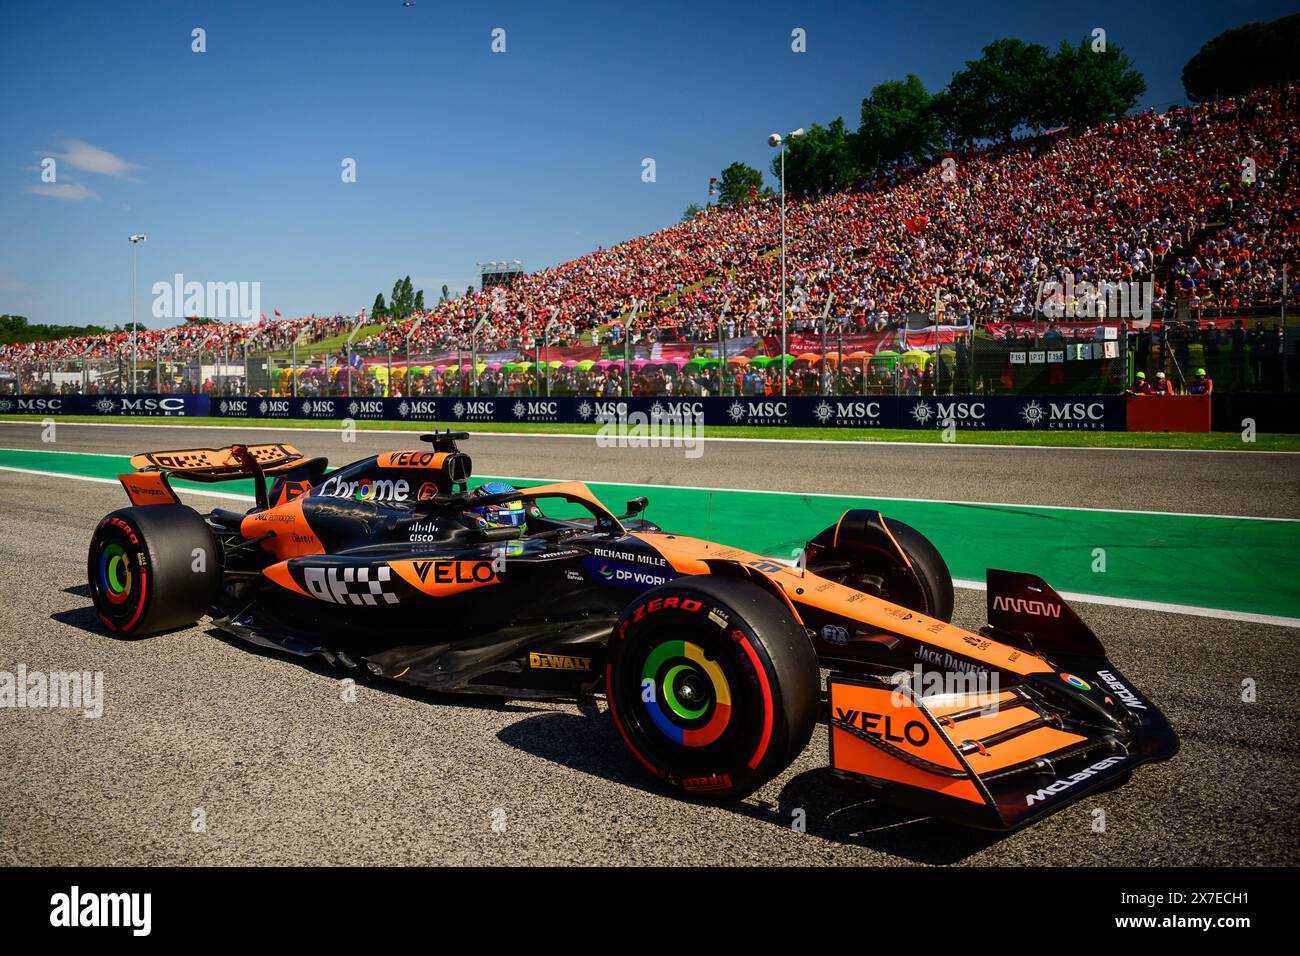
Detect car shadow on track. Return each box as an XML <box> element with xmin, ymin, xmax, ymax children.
<box><xmin>200</xmin><ymin>628</ymin><xmax>553</xmax><ymax>715</ymax></box>
<box><xmin>496</xmin><ymin>710</ymin><xmax>1005</xmax><ymax>864</ymax></box>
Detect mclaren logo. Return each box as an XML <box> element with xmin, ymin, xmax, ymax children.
<box><xmin>1025</xmin><ymin>756</ymin><xmax>1126</xmax><ymax>806</ymax></box>
<box><xmin>992</xmin><ymin>595</ymin><xmax>1062</xmax><ymax>617</ymax></box>
<box><xmin>528</xmin><ymin>652</ymin><xmax>592</xmax><ymax>671</ymax></box>
<box><xmin>1096</xmin><ymin>670</ymin><xmax>1148</xmax><ymax>710</ymax></box>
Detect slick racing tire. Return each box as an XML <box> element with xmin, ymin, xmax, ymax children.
<box><xmin>809</xmin><ymin>512</ymin><xmax>954</xmax><ymax>622</ymax></box>
<box><xmin>606</xmin><ymin>576</ymin><xmax>820</xmax><ymax>801</ymax></box>
<box><xmin>88</xmin><ymin>505</ymin><xmax>220</xmax><ymax>637</ymax></box>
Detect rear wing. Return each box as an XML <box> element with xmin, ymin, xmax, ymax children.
<box><xmin>121</xmin><ymin>443</ymin><xmax>326</xmax><ymax>510</ymax></box>
<box><xmin>129</xmin><ymin>444</ymin><xmax>306</xmax><ymax>481</ymax></box>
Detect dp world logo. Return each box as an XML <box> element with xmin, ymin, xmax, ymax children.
<box><xmin>727</xmin><ymin>400</ymin><xmax>745</xmax><ymax>422</ymax></box>
<box><xmin>452</xmin><ymin>401</ymin><xmax>465</xmax><ymax>419</ymax></box>
<box><xmin>1019</xmin><ymin>400</ymin><xmax>1046</xmax><ymax>427</ymax></box>
<box><xmin>94</xmin><ymin>398</ymin><xmax>117</xmax><ymax>414</ymax></box>
<box><xmin>398</xmin><ymin>401</ymin><xmax>410</xmax><ymax>418</ymax></box>
<box><xmin>577</xmin><ymin>401</ymin><xmax>593</xmax><ymax>421</ymax></box>
<box><xmin>512</xmin><ymin>401</ymin><xmax>526</xmax><ymax>419</ymax></box>
<box><xmin>909</xmin><ymin>401</ymin><xmax>935</xmax><ymax>425</ymax></box>
<box><xmin>814</xmin><ymin>401</ymin><xmax>834</xmax><ymax>424</ymax></box>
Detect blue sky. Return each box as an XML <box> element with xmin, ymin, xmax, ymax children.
<box><xmin>1</xmin><ymin>0</ymin><xmax>1294</xmax><ymax>327</ymax></box>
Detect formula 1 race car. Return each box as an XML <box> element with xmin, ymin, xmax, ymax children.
<box><xmin>87</xmin><ymin>433</ymin><xmax>1178</xmax><ymax>830</ymax></box>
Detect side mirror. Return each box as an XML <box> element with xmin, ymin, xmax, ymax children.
<box><xmin>621</xmin><ymin>496</ymin><xmax>648</xmax><ymax>518</ymax></box>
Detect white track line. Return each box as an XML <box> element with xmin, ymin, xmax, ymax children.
<box><xmin>1</xmin><ymin>460</ymin><xmax>1294</xmax><ymax>629</ymax></box>
<box><xmin>1</xmin><ymin>445</ymin><xmax>1293</xmax><ymax>523</ymax></box>
<box><xmin>2</xmin><ymin>417</ymin><xmax>1295</xmax><ymax>455</ymax></box>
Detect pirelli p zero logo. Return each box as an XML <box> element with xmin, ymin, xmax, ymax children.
<box><xmin>992</xmin><ymin>595</ymin><xmax>1062</xmax><ymax>618</ymax></box>
<box><xmin>681</xmin><ymin>772</ymin><xmax>732</xmax><ymax>792</ymax></box>
<box><xmin>528</xmin><ymin>652</ymin><xmax>593</xmax><ymax>672</ymax></box>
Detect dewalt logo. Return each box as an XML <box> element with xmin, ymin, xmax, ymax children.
<box><xmin>528</xmin><ymin>652</ymin><xmax>593</xmax><ymax>672</ymax></box>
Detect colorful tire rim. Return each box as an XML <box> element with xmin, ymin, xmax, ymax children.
<box><xmin>98</xmin><ymin>543</ymin><xmax>133</xmax><ymax>605</ymax></box>
<box><xmin>640</xmin><ymin>639</ymin><xmax>731</xmax><ymax>747</ymax></box>
<box><xmin>92</xmin><ymin>518</ymin><xmax>149</xmax><ymax>631</ymax></box>
<box><xmin>1060</xmin><ymin>672</ymin><xmax>1092</xmax><ymax>691</ymax></box>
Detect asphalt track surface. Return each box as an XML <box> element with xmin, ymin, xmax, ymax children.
<box><xmin>1</xmin><ymin>422</ymin><xmax>1297</xmax><ymax>865</ymax></box>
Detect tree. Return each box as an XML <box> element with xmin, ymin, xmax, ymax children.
<box><xmin>414</xmin><ymin>289</ymin><xmax>425</xmax><ymax>312</ymax></box>
<box><xmin>440</xmin><ymin>284</ymin><xmax>450</xmax><ymax>304</ymax></box>
<box><xmin>1182</xmin><ymin>13</ymin><xmax>1300</xmax><ymax>103</ymax></box>
<box><xmin>779</xmin><ymin>118</ymin><xmax>859</xmax><ymax>191</ymax></box>
<box><xmin>940</xmin><ymin>39</ymin><xmax>1053</xmax><ymax>144</ymax></box>
<box><xmin>1040</xmin><ymin>39</ymin><xmax>1145</xmax><ymax>129</ymax></box>
<box><xmin>1</xmin><ymin>314</ymin><xmax>113</xmax><ymax>344</ymax></box>
<box><xmin>857</xmin><ymin>75</ymin><xmax>942</xmax><ymax>171</ymax></box>
<box><xmin>717</xmin><ymin>161</ymin><xmax>765</xmax><ymax>206</ymax></box>
<box><xmin>682</xmin><ymin>202</ymin><xmax>704</xmax><ymax>221</ymax></box>
<box><xmin>371</xmin><ymin>293</ymin><xmax>387</xmax><ymax>318</ymax></box>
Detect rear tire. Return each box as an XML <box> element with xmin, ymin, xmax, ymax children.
<box><xmin>87</xmin><ymin>505</ymin><xmax>219</xmax><ymax>637</ymax></box>
<box><xmin>606</xmin><ymin>576</ymin><xmax>820</xmax><ymax>801</ymax></box>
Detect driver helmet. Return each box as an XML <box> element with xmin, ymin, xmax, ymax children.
<box><xmin>468</xmin><ymin>481</ymin><xmax>530</xmax><ymax>528</ymax></box>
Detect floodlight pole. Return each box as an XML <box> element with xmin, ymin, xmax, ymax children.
<box><xmin>128</xmin><ymin>234</ymin><xmax>146</xmax><ymax>392</ymax></box>
<box><xmin>543</xmin><ymin>308</ymin><xmax>559</xmax><ymax>396</ymax></box>
<box><xmin>820</xmin><ymin>291</ymin><xmax>835</xmax><ymax>395</ymax></box>
<box><xmin>471</xmin><ymin>313</ymin><xmax>487</xmax><ymax>397</ymax></box>
<box><xmin>780</xmin><ymin>144</ymin><xmax>787</xmax><ymax>396</ymax></box>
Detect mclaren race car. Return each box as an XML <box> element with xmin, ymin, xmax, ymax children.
<box><xmin>87</xmin><ymin>433</ymin><xmax>1178</xmax><ymax>830</ymax></box>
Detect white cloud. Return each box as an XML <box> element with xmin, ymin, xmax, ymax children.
<box><xmin>49</xmin><ymin>139</ymin><xmax>140</xmax><ymax>178</ymax></box>
<box><xmin>25</xmin><ymin>182</ymin><xmax>101</xmax><ymax>201</ymax></box>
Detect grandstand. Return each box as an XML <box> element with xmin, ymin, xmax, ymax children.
<box><xmin>2</xmin><ymin>84</ymin><xmax>1295</xmax><ymax>399</ymax></box>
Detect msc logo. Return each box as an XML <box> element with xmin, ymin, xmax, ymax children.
<box><xmin>3</xmin><ymin>397</ymin><xmax>63</xmax><ymax>412</ymax></box>
<box><xmin>992</xmin><ymin>595</ymin><xmax>1061</xmax><ymax>618</ymax></box>
<box><xmin>815</xmin><ymin>400</ymin><xmax>883</xmax><ymax>424</ymax></box>
<box><xmin>120</xmin><ymin>397</ymin><xmax>187</xmax><ymax>414</ymax></box>
<box><xmin>347</xmin><ymin>399</ymin><xmax>385</xmax><ymax>417</ymax></box>
<box><xmin>528</xmin><ymin>652</ymin><xmax>593</xmax><ymax>671</ymax></box>
<box><xmin>649</xmin><ymin>400</ymin><xmax>704</xmax><ymax>420</ymax></box>
<box><xmin>453</xmin><ymin>400</ymin><xmax>494</xmax><ymax>418</ymax></box>
<box><xmin>218</xmin><ymin>399</ymin><xmax>249</xmax><ymax>415</ymax></box>
<box><xmin>258</xmin><ymin>399</ymin><xmax>292</xmax><ymax>416</ymax></box>
<box><xmin>727</xmin><ymin>400</ymin><xmax>788</xmax><ymax>422</ymax></box>
<box><xmin>399</xmin><ymin>399</ymin><xmax>439</xmax><ymax>418</ymax></box>
<box><xmin>589</xmin><ymin>400</ymin><xmax>627</xmax><ymax>422</ymax></box>
<box><xmin>1020</xmin><ymin>400</ymin><xmax>1107</xmax><ymax>429</ymax></box>
<box><xmin>512</xmin><ymin>400</ymin><xmax>558</xmax><ymax>418</ymax></box>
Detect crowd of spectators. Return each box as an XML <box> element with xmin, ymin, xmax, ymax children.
<box><xmin>3</xmin><ymin>84</ymin><xmax>1295</xmax><ymax>397</ymax></box>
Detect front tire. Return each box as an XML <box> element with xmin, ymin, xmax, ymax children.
<box><xmin>87</xmin><ymin>505</ymin><xmax>219</xmax><ymax>636</ymax></box>
<box><xmin>606</xmin><ymin>576</ymin><xmax>820</xmax><ymax>800</ymax></box>
<box><xmin>807</xmin><ymin>511</ymin><xmax>954</xmax><ymax>622</ymax></box>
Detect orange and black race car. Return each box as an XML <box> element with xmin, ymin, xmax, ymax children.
<box><xmin>88</xmin><ymin>432</ymin><xmax>1177</xmax><ymax>830</ymax></box>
